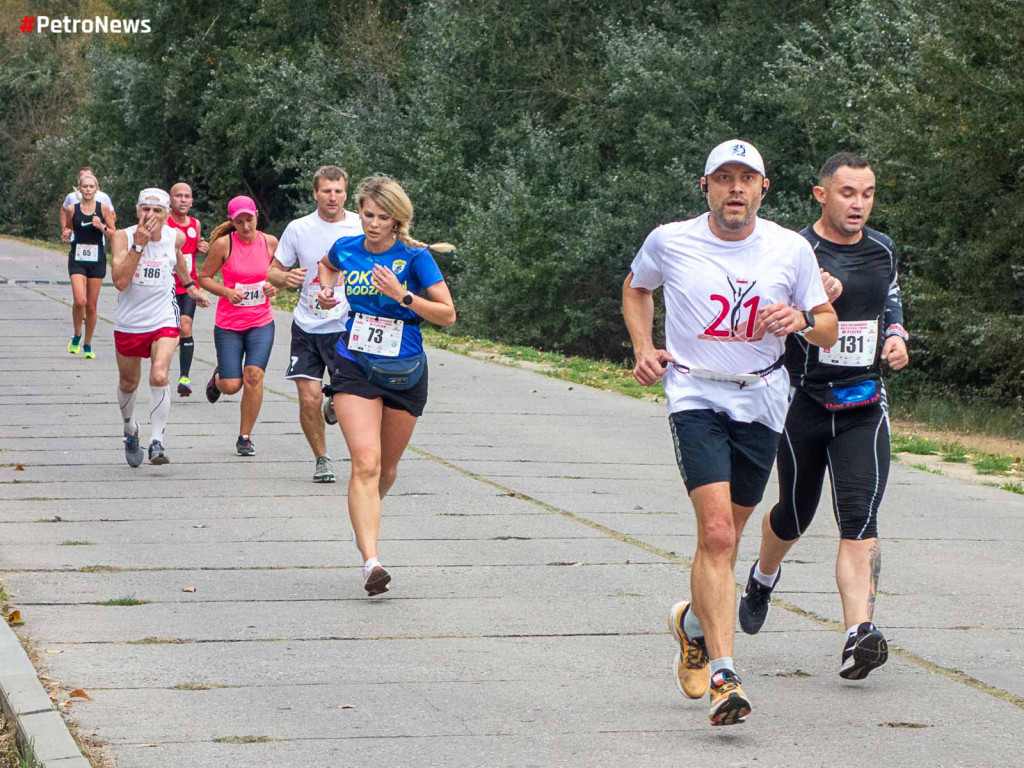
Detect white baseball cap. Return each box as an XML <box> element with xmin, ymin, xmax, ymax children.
<box><xmin>136</xmin><ymin>188</ymin><xmax>171</xmax><ymax>209</ymax></box>
<box><xmin>704</xmin><ymin>140</ymin><xmax>766</xmax><ymax>177</ymax></box>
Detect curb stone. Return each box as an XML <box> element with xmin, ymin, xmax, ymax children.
<box><xmin>0</xmin><ymin>618</ymin><xmax>88</xmax><ymax>767</ymax></box>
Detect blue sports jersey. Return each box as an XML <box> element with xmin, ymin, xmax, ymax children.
<box><xmin>326</xmin><ymin>235</ymin><xmax>444</xmax><ymax>361</ymax></box>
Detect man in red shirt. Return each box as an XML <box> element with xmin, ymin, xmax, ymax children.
<box><xmin>166</xmin><ymin>182</ymin><xmax>209</xmax><ymax>395</ymax></box>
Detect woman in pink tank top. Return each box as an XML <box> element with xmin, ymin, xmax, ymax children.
<box><xmin>198</xmin><ymin>196</ymin><xmax>280</xmax><ymax>456</ymax></box>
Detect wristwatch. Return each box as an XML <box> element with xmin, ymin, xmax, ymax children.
<box><xmin>794</xmin><ymin>310</ymin><xmax>815</xmax><ymax>336</ymax></box>
<box><xmin>401</xmin><ymin>292</ymin><xmax>414</xmax><ymax>306</ymax></box>
<box><xmin>131</xmin><ymin>243</ymin><xmax>144</xmax><ymax>254</ymax></box>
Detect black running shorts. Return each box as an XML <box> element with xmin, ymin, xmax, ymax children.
<box><xmin>175</xmin><ymin>292</ymin><xmax>197</xmax><ymax>319</ymax></box>
<box><xmin>68</xmin><ymin>255</ymin><xmax>106</xmax><ymax>280</ymax></box>
<box><xmin>669</xmin><ymin>409</ymin><xmax>782</xmax><ymax>507</ymax></box>
<box><xmin>286</xmin><ymin>321</ymin><xmax>342</xmax><ymax>384</ymax></box>
<box><xmin>770</xmin><ymin>387</ymin><xmax>890</xmax><ymax>541</ymax></box>
<box><xmin>329</xmin><ymin>355</ymin><xmax>428</xmax><ymax>418</ymax></box>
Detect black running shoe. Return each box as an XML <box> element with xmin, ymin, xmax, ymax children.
<box><xmin>236</xmin><ymin>435</ymin><xmax>255</xmax><ymax>456</ymax></box>
<box><xmin>840</xmin><ymin>622</ymin><xmax>889</xmax><ymax>680</ymax></box>
<box><xmin>738</xmin><ymin>560</ymin><xmax>780</xmax><ymax>635</ymax></box>
<box><xmin>205</xmin><ymin>367</ymin><xmax>221</xmax><ymax>403</ymax></box>
<box><xmin>364</xmin><ymin>564</ymin><xmax>391</xmax><ymax>596</ymax></box>
<box><xmin>148</xmin><ymin>440</ymin><xmax>169</xmax><ymax>465</ymax></box>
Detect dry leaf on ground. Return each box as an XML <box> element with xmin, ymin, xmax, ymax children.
<box><xmin>181</xmin><ymin>587</ymin><xmax>197</xmax><ymax>593</ymax></box>
<box><xmin>5</xmin><ymin>610</ymin><xmax>21</xmax><ymax>624</ymax></box>
<box><xmin>68</xmin><ymin>689</ymin><xmax>93</xmax><ymax>701</ymax></box>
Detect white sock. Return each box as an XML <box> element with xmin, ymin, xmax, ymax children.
<box><xmin>683</xmin><ymin>605</ymin><xmax>704</xmax><ymax>639</ymax></box>
<box><xmin>753</xmin><ymin>560</ymin><xmax>779</xmax><ymax>588</ymax></box>
<box><xmin>118</xmin><ymin>387</ymin><xmax>138</xmax><ymax>435</ymax></box>
<box><xmin>846</xmin><ymin>624</ymin><xmax>861</xmax><ymax>640</ymax></box>
<box><xmin>363</xmin><ymin>557</ymin><xmax>381</xmax><ymax>578</ymax></box>
<box><xmin>149</xmin><ymin>385</ymin><xmax>170</xmax><ymax>443</ymax></box>
<box><xmin>710</xmin><ymin>657</ymin><xmax>735</xmax><ymax>677</ymax></box>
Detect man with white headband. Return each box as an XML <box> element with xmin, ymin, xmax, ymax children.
<box><xmin>110</xmin><ymin>188</ymin><xmax>209</xmax><ymax>466</ymax></box>
<box><xmin>622</xmin><ymin>140</ymin><xmax>838</xmax><ymax>726</ymax></box>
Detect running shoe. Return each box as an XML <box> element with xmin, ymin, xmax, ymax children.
<box><xmin>708</xmin><ymin>669</ymin><xmax>751</xmax><ymax>726</ymax></box>
<box><xmin>67</xmin><ymin>336</ymin><xmax>81</xmax><ymax>355</ymax></box>
<box><xmin>123</xmin><ymin>426</ymin><xmax>144</xmax><ymax>468</ymax></box>
<box><xmin>82</xmin><ymin>345</ymin><xmax>95</xmax><ymax>359</ymax></box>
<box><xmin>236</xmin><ymin>435</ymin><xmax>255</xmax><ymax>456</ymax></box>
<box><xmin>668</xmin><ymin>601</ymin><xmax>710</xmax><ymax>699</ymax></box>
<box><xmin>177</xmin><ymin>376</ymin><xmax>193</xmax><ymax>397</ymax></box>
<box><xmin>364</xmin><ymin>564</ymin><xmax>391</xmax><ymax>596</ymax></box>
<box><xmin>738</xmin><ymin>561</ymin><xmax>781</xmax><ymax>635</ymax></box>
<box><xmin>205</xmin><ymin>367</ymin><xmax>221</xmax><ymax>403</ymax></box>
<box><xmin>148</xmin><ymin>440</ymin><xmax>169</xmax><ymax>465</ymax></box>
<box><xmin>839</xmin><ymin>622</ymin><xmax>889</xmax><ymax>680</ymax></box>
<box><xmin>313</xmin><ymin>455</ymin><xmax>336</xmax><ymax>483</ymax></box>
<box><xmin>322</xmin><ymin>396</ymin><xmax>337</xmax><ymax>425</ymax></box>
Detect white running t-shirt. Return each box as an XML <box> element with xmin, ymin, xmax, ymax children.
<box><xmin>275</xmin><ymin>210</ymin><xmax>362</xmax><ymax>334</ymax></box>
<box><xmin>630</xmin><ymin>213</ymin><xmax>828</xmax><ymax>432</ymax></box>
<box><xmin>115</xmin><ymin>225</ymin><xmax>180</xmax><ymax>334</ymax></box>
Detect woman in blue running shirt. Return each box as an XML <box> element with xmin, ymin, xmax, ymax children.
<box><xmin>316</xmin><ymin>175</ymin><xmax>456</xmax><ymax>597</ymax></box>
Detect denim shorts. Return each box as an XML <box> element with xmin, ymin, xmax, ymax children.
<box><xmin>214</xmin><ymin>321</ymin><xmax>275</xmax><ymax>378</ymax></box>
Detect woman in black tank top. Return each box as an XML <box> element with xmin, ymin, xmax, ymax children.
<box><xmin>64</xmin><ymin>173</ymin><xmax>116</xmax><ymax>357</ymax></box>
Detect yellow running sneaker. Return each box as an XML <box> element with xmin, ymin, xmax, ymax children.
<box><xmin>67</xmin><ymin>336</ymin><xmax>81</xmax><ymax>354</ymax></box>
<box><xmin>668</xmin><ymin>601</ymin><xmax>710</xmax><ymax>699</ymax></box>
<box><xmin>82</xmin><ymin>345</ymin><xmax>95</xmax><ymax>359</ymax></box>
<box><xmin>708</xmin><ymin>669</ymin><xmax>751</xmax><ymax>726</ymax></box>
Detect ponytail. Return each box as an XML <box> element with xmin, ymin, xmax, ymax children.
<box><xmin>356</xmin><ymin>174</ymin><xmax>456</xmax><ymax>256</ymax></box>
<box><xmin>209</xmin><ymin>220</ymin><xmax>235</xmax><ymax>242</ymax></box>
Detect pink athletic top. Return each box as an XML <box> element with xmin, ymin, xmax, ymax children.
<box><xmin>214</xmin><ymin>232</ymin><xmax>274</xmax><ymax>331</ymax></box>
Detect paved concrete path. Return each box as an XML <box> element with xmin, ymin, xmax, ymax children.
<box><xmin>1</xmin><ymin>237</ymin><xmax>1022</xmax><ymax>767</ymax></box>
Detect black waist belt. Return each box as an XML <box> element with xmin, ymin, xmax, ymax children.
<box><xmin>750</xmin><ymin>355</ymin><xmax>786</xmax><ymax>377</ymax></box>
<box><xmin>348</xmin><ymin>310</ymin><xmax>421</xmax><ymax>327</ymax></box>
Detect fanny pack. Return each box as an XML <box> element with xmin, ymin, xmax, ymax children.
<box><xmin>352</xmin><ymin>350</ymin><xmax>426</xmax><ymax>391</ymax></box>
<box><xmin>807</xmin><ymin>379</ymin><xmax>880</xmax><ymax>411</ymax></box>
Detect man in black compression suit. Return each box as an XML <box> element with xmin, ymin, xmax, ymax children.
<box><xmin>738</xmin><ymin>152</ymin><xmax>909</xmax><ymax>680</ymax></box>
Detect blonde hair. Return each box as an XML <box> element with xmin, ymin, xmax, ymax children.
<box><xmin>355</xmin><ymin>174</ymin><xmax>455</xmax><ymax>254</ymax></box>
<box><xmin>77</xmin><ymin>172</ymin><xmax>98</xmax><ymax>189</ymax></box>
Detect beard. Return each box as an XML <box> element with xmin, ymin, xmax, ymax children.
<box><xmin>711</xmin><ymin>203</ymin><xmax>756</xmax><ymax>232</ymax></box>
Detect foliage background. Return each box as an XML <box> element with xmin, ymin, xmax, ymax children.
<box><xmin>2</xmin><ymin>0</ymin><xmax>1021</xmax><ymax>415</ymax></box>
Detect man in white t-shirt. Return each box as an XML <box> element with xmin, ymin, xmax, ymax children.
<box><xmin>267</xmin><ymin>166</ymin><xmax>362</xmax><ymax>483</ymax></box>
<box><xmin>622</xmin><ymin>140</ymin><xmax>838</xmax><ymax>726</ymax></box>
<box><xmin>60</xmin><ymin>168</ymin><xmax>116</xmax><ymax>243</ymax></box>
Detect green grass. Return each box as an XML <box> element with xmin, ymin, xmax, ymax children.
<box><xmin>940</xmin><ymin>443</ymin><xmax>971</xmax><ymax>464</ymax></box>
<box><xmin>173</xmin><ymin>682</ymin><xmax>234</xmax><ymax>691</ymax></box>
<box><xmin>972</xmin><ymin>453</ymin><xmax>1014</xmax><ymax>476</ymax></box>
<box><xmin>891</xmin><ymin>434</ymin><xmax>939</xmax><ymax>455</ymax></box>
<box><xmin>423</xmin><ymin>327</ymin><xmax>663</xmax><ymax>402</ymax></box>
<box><xmin>0</xmin><ymin>234</ymin><xmax>65</xmax><ymax>255</ymax></box>
<box><xmin>125</xmin><ymin>637</ymin><xmax>185</xmax><ymax>645</ymax></box>
<box><xmin>90</xmin><ymin>595</ymin><xmax>149</xmax><ymax>607</ymax></box>
<box><xmin>985</xmin><ymin>481</ymin><xmax>1024</xmax><ymax>495</ymax></box>
<box><xmin>59</xmin><ymin>540</ymin><xmax>92</xmax><ymax>546</ymax></box>
<box><xmin>212</xmin><ymin>736</ymin><xmax>277</xmax><ymax>745</ymax></box>
<box><xmin>890</xmin><ymin>388</ymin><xmax>1024</xmax><ymax>442</ymax></box>
<box><xmin>271</xmin><ymin>288</ymin><xmax>300</xmax><ymax>313</ymax></box>
<box><xmin>910</xmin><ymin>463</ymin><xmax>943</xmax><ymax>475</ymax></box>
<box><xmin>79</xmin><ymin>565</ymin><xmax>125</xmax><ymax>573</ymax></box>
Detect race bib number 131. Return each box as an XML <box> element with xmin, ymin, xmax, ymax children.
<box><xmin>820</xmin><ymin>320</ymin><xmax>878</xmax><ymax>367</ymax></box>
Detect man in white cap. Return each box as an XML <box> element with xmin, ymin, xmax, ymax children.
<box><xmin>622</xmin><ymin>140</ymin><xmax>838</xmax><ymax>726</ymax></box>
<box><xmin>110</xmin><ymin>188</ymin><xmax>209</xmax><ymax>466</ymax></box>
